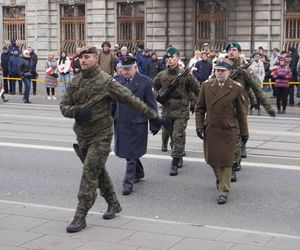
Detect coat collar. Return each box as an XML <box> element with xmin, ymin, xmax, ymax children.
<box><xmin>209</xmin><ymin>79</ymin><xmax>234</xmax><ymax>105</ymax></box>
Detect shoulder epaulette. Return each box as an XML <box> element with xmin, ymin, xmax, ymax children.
<box><xmin>232</xmin><ymin>80</ymin><xmax>243</xmax><ymax>88</ymax></box>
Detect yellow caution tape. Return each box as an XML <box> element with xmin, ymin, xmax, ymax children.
<box><xmin>2</xmin><ymin>76</ymin><xmax>69</xmax><ymax>83</ymax></box>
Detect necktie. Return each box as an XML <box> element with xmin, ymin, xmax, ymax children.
<box><xmin>126</xmin><ymin>78</ymin><xmax>131</xmax><ymax>85</ymax></box>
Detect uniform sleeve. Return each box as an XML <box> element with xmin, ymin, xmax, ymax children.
<box><xmin>236</xmin><ymin>88</ymin><xmax>249</xmax><ymax>137</ymax></box>
<box><xmin>108</xmin><ymin>78</ymin><xmax>158</xmax><ymax>119</ymax></box>
<box><xmin>59</xmin><ymin>86</ymin><xmax>78</xmax><ymax>118</ymax></box>
<box><xmin>186</xmin><ymin>74</ymin><xmax>200</xmax><ymax>96</ymax></box>
<box><xmin>245</xmin><ymin>70</ymin><xmax>274</xmax><ymax>113</ymax></box>
<box><xmin>153</xmin><ymin>74</ymin><xmax>162</xmax><ymax>92</ymax></box>
<box><xmin>195</xmin><ymin>83</ymin><xmax>206</xmax><ymax>129</ymax></box>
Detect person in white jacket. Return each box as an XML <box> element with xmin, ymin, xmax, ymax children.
<box><xmin>57</xmin><ymin>51</ymin><xmax>71</xmax><ymax>97</ymax></box>
<box><xmin>250</xmin><ymin>53</ymin><xmax>265</xmax><ymax>85</ymax></box>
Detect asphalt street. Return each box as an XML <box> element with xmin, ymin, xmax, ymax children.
<box><xmin>0</xmin><ymin>95</ymin><xmax>300</xmax><ymax>237</ymax></box>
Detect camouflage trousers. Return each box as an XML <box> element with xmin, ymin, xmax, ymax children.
<box><xmin>164</xmin><ymin>117</ymin><xmax>187</xmax><ymax>158</ymax></box>
<box><xmin>75</xmin><ymin>133</ymin><xmax>117</xmax><ymax>218</ymax></box>
<box><xmin>161</xmin><ymin>127</ymin><xmax>186</xmax><ymax>151</ymax></box>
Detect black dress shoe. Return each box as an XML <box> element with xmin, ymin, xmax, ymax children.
<box><xmin>217</xmin><ymin>195</ymin><xmax>227</xmax><ymax>205</ymax></box>
<box><xmin>23</xmin><ymin>99</ymin><xmax>32</xmax><ymax>104</ymax></box>
<box><xmin>103</xmin><ymin>200</ymin><xmax>122</xmax><ymax>220</ymax></box>
<box><xmin>231</xmin><ymin>169</ymin><xmax>237</xmax><ymax>182</ymax></box>
<box><xmin>122</xmin><ymin>187</ymin><xmax>132</xmax><ymax>195</ymax></box>
<box><xmin>66</xmin><ymin>216</ymin><xmax>86</xmax><ymax>233</ymax></box>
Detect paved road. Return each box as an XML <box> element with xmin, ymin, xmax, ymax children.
<box><xmin>0</xmin><ymin>96</ymin><xmax>300</xmax><ymax>236</ymax></box>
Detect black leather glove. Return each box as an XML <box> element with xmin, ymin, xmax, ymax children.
<box><xmin>151</xmin><ymin>116</ymin><xmax>172</xmax><ymax>129</ymax></box>
<box><xmin>241</xmin><ymin>135</ymin><xmax>249</xmax><ymax>144</ymax></box>
<box><xmin>75</xmin><ymin>107</ymin><xmax>92</xmax><ymax>123</ymax></box>
<box><xmin>196</xmin><ymin>128</ymin><xmax>204</xmax><ymax>140</ymax></box>
<box><xmin>151</xmin><ymin>129</ymin><xmax>160</xmax><ymax>136</ymax></box>
<box><xmin>190</xmin><ymin>105</ymin><xmax>195</xmax><ymax>114</ymax></box>
<box><xmin>268</xmin><ymin>109</ymin><xmax>276</xmax><ymax>117</ymax></box>
<box><xmin>250</xmin><ymin>104</ymin><xmax>258</xmax><ymax>110</ymax></box>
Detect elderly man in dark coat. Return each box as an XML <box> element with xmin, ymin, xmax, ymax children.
<box><xmin>113</xmin><ymin>56</ymin><xmax>161</xmax><ymax>195</ymax></box>
<box><xmin>195</xmin><ymin>58</ymin><xmax>249</xmax><ymax>205</ymax></box>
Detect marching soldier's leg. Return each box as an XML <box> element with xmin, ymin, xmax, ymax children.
<box><xmin>217</xmin><ymin>166</ymin><xmax>231</xmax><ymax>205</ymax></box>
<box><xmin>170</xmin><ymin>118</ymin><xmax>187</xmax><ymax>175</ymax></box>
<box><xmin>161</xmin><ymin>128</ymin><xmax>170</xmax><ymax>152</ymax></box>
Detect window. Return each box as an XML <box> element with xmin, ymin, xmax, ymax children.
<box><xmin>60</xmin><ymin>4</ymin><xmax>86</xmax><ymax>55</ymax></box>
<box><xmin>2</xmin><ymin>5</ymin><xmax>26</xmax><ymax>50</ymax></box>
<box><xmin>117</xmin><ymin>2</ymin><xmax>144</xmax><ymax>52</ymax></box>
<box><xmin>284</xmin><ymin>0</ymin><xmax>300</xmax><ymax>50</ymax></box>
<box><xmin>195</xmin><ymin>0</ymin><xmax>226</xmax><ymax>51</ymax></box>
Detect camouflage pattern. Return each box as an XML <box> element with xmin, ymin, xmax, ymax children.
<box><xmin>154</xmin><ymin>66</ymin><xmax>199</xmax><ymax>158</ymax></box>
<box><xmin>231</xmin><ymin>59</ymin><xmax>274</xmax><ymax>114</ymax></box>
<box><xmin>60</xmin><ymin>65</ymin><xmax>158</xmax><ymax>217</ymax></box>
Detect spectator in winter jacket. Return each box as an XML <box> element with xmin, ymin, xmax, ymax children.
<box><xmin>271</xmin><ymin>56</ymin><xmax>292</xmax><ymax>114</ymax></box>
<box><xmin>18</xmin><ymin>49</ymin><xmax>33</xmax><ymax>103</ymax></box>
<box><xmin>71</xmin><ymin>48</ymin><xmax>81</xmax><ymax>76</ymax></box>
<box><xmin>99</xmin><ymin>41</ymin><xmax>115</xmax><ymax>76</ymax></box>
<box><xmin>27</xmin><ymin>47</ymin><xmax>38</xmax><ymax>95</ymax></box>
<box><xmin>288</xmin><ymin>47</ymin><xmax>299</xmax><ymax>106</ymax></box>
<box><xmin>145</xmin><ymin>52</ymin><xmax>164</xmax><ymax>79</ymax></box>
<box><xmin>193</xmin><ymin>52</ymin><xmax>212</xmax><ymax>85</ymax></box>
<box><xmin>7</xmin><ymin>39</ymin><xmax>21</xmax><ymax>55</ymax></box>
<box><xmin>250</xmin><ymin>53</ymin><xmax>265</xmax><ymax>84</ymax></box>
<box><xmin>8</xmin><ymin>49</ymin><xmax>22</xmax><ymax>95</ymax></box>
<box><xmin>57</xmin><ymin>51</ymin><xmax>71</xmax><ymax>97</ymax></box>
<box><xmin>137</xmin><ymin>48</ymin><xmax>152</xmax><ymax>74</ymax></box>
<box><xmin>0</xmin><ymin>46</ymin><xmax>10</xmax><ymax>93</ymax></box>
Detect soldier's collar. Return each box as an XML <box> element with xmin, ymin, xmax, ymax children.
<box><xmin>81</xmin><ymin>64</ymin><xmax>100</xmax><ymax>79</ymax></box>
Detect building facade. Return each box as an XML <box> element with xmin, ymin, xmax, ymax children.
<box><xmin>0</xmin><ymin>0</ymin><xmax>299</xmax><ymax>67</ymax></box>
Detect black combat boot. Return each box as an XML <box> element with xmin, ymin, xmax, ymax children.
<box><xmin>66</xmin><ymin>215</ymin><xmax>86</xmax><ymax>233</ymax></box>
<box><xmin>177</xmin><ymin>157</ymin><xmax>183</xmax><ymax>168</ymax></box>
<box><xmin>232</xmin><ymin>161</ymin><xmax>241</xmax><ymax>172</ymax></box>
<box><xmin>241</xmin><ymin>146</ymin><xmax>247</xmax><ymax>158</ymax></box>
<box><xmin>170</xmin><ymin>158</ymin><xmax>179</xmax><ymax>176</ymax></box>
<box><xmin>161</xmin><ymin>138</ymin><xmax>168</xmax><ymax>152</ymax></box>
<box><xmin>103</xmin><ymin>200</ymin><xmax>122</xmax><ymax>220</ymax></box>
<box><xmin>231</xmin><ymin>168</ymin><xmax>237</xmax><ymax>182</ymax></box>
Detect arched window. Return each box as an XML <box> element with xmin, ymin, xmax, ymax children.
<box><xmin>2</xmin><ymin>5</ymin><xmax>26</xmax><ymax>50</ymax></box>
<box><xmin>195</xmin><ymin>0</ymin><xmax>226</xmax><ymax>51</ymax></box>
<box><xmin>283</xmin><ymin>0</ymin><xmax>300</xmax><ymax>50</ymax></box>
<box><xmin>117</xmin><ymin>2</ymin><xmax>144</xmax><ymax>53</ymax></box>
<box><xmin>60</xmin><ymin>4</ymin><xmax>86</xmax><ymax>55</ymax></box>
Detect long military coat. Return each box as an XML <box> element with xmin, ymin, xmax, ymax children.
<box><xmin>113</xmin><ymin>72</ymin><xmax>159</xmax><ymax>159</ymax></box>
<box><xmin>195</xmin><ymin>78</ymin><xmax>248</xmax><ymax>167</ymax></box>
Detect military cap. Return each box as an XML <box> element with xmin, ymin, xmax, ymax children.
<box><xmin>78</xmin><ymin>46</ymin><xmax>98</xmax><ymax>57</ymax></box>
<box><xmin>166</xmin><ymin>47</ymin><xmax>179</xmax><ymax>57</ymax></box>
<box><xmin>226</xmin><ymin>42</ymin><xmax>241</xmax><ymax>52</ymax></box>
<box><xmin>120</xmin><ymin>56</ymin><xmax>136</xmax><ymax>68</ymax></box>
<box><xmin>214</xmin><ymin>58</ymin><xmax>233</xmax><ymax>70</ymax></box>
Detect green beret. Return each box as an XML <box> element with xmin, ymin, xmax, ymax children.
<box><xmin>226</xmin><ymin>42</ymin><xmax>241</xmax><ymax>52</ymax></box>
<box><xmin>166</xmin><ymin>47</ymin><xmax>179</xmax><ymax>57</ymax></box>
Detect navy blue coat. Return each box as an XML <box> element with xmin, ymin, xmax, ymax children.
<box><xmin>113</xmin><ymin>72</ymin><xmax>159</xmax><ymax>159</ymax></box>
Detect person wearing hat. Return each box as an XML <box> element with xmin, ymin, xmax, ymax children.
<box><xmin>99</xmin><ymin>41</ymin><xmax>115</xmax><ymax>76</ymax></box>
<box><xmin>60</xmin><ymin>46</ymin><xmax>168</xmax><ymax>233</ymax></box>
<box><xmin>137</xmin><ymin>48</ymin><xmax>152</xmax><ymax>75</ymax></box>
<box><xmin>8</xmin><ymin>48</ymin><xmax>22</xmax><ymax>95</ymax></box>
<box><xmin>112</xmin><ymin>56</ymin><xmax>161</xmax><ymax>195</ymax></box>
<box><xmin>195</xmin><ymin>58</ymin><xmax>249</xmax><ymax>205</ymax></box>
<box><xmin>223</xmin><ymin>42</ymin><xmax>275</xmax><ymax>176</ymax></box>
<box><xmin>154</xmin><ymin>47</ymin><xmax>200</xmax><ymax>176</ymax></box>
<box><xmin>271</xmin><ymin>56</ymin><xmax>292</xmax><ymax>114</ymax></box>
<box><xmin>1</xmin><ymin>46</ymin><xmax>10</xmax><ymax>94</ymax></box>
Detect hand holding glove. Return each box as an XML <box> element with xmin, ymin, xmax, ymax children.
<box><xmin>241</xmin><ymin>135</ymin><xmax>249</xmax><ymax>144</ymax></box>
<box><xmin>151</xmin><ymin>129</ymin><xmax>160</xmax><ymax>136</ymax></box>
<box><xmin>196</xmin><ymin>128</ymin><xmax>204</xmax><ymax>140</ymax></box>
<box><xmin>75</xmin><ymin>107</ymin><xmax>92</xmax><ymax>123</ymax></box>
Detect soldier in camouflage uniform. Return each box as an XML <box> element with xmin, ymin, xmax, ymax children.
<box><xmin>154</xmin><ymin>47</ymin><xmax>200</xmax><ymax>176</ymax></box>
<box><xmin>224</xmin><ymin>42</ymin><xmax>276</xmax><ymax>180</ymax></box>
<box><xmin>60</xmin><ymin>46</ymin><xmax>166</xmax><ymax>233</ymax></box>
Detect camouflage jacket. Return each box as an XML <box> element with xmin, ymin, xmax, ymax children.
<box><xmin>230</xmin><ymin>59</ymin><xmax>275</xmax><ymax>116</ymax></box>
<box><xmin>60</xmin><ymin>65</ymin><xmax>157</xmax><ymax>139</ymax></box>
<box><xmin>153</xmin><ymin>66</ymin><xmax>200</xmax><ymax>119</ymax></box>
